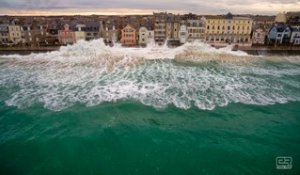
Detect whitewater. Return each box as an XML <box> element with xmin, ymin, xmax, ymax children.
<box><xmin>0</xmin><ymin>39</ymin><xmax>300</xmax><ymax>111</ymax></box>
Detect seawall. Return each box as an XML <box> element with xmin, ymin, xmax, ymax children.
<box><xmin>1</xmin><ymin>46</ymin><xmax>300</xmax><ymax>56</ymax></box>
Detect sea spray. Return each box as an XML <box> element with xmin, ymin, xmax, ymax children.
<box><xmin>1</xmin><ymin>39</ymin><xmax>300</xmax><ymax>111</ymax></box>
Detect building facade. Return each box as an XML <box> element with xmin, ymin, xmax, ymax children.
<box><xmin>85</xmin><ymin>22</ymin><xmax>103</xmax><ymax>41</ymax></box>
<box><xmin>103</xmin><ymin>22</ymin><xmax>119</xmax><ymax>45</ymax></box>
<box><xmin>74</xmin><ymin>24</ymin><xmax>86</xmax><ymax>42</ymax></box>
<box><xmin>8</xmin><ymin>25</ymin><xmax>22</xmax><ymax>44</ymax></box>
<box><xmin>154</xmin><ymin>12</ymin><xmax>167</xmax><ymax>45</ymax></box>
<box><xmin>267</xmin><ymin>24</ymin><xmax>291</xmax><ymax>44</ymax></box>
<box><xmin>205</xmin><ymin>13</ymin><xmax>253</xmax><ymax>46</ymax></box>
<box><xmin>165</xmin><ymin>15</ymin><xmax>180</xmax><ymax>40</ymax></box>
<box><xmin>0</xmin><ymin>24</ymin><xmax>9</xmax><ymax>45</ymax></box>
<box><xmin>290</xmin><ymin>28</ymin><xmax>300</xmax><ymax>45</ymax></box>
<box><xmin>21</xmin><ymin>25</ymin><xmax>48</xmax><ymax>47</ymax></box>
<box><xmin>187</xmin><ymin>17</ymin><xmax>206</xmax><ymax>42</ymax></box>
<box><xmin>139</xmin><ymin>26</ymin><xmax>154</xmax><ymax>46</ymax></box>
<box><xmin>179</xmin><ymin>24</ymin><xmax>188</xmax><ymax>44</ymax></box>
<box><xmin>121</xmin><ymin>24</ymin><xmax>137</xmax><ymax>46</ymax></box>
<box><xmin>58</xmin><ymin>24</ymin><xmax>76</xmax><ymax>45</ymax></box>
<box><xmin>252</xmin><ymin>28</ymin><xmax>266</xmax><ymax>45</ymax></box>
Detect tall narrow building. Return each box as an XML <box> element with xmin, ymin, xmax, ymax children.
<box><xmin>153</xmin><ymin>12</ymin><xmax>167</xmax><ymax>45</ymax></box>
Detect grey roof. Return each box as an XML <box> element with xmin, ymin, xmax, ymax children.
<box><xmin>0</xmin><ymin>24</ymin><xmax>9</xmax><ymax>32</ymax></box>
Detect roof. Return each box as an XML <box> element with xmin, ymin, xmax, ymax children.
<box><xmin>123</xmin><ymin>24</ymin><xmax>136</xmax><ymax>30</ymax></box>
<box><xmin>270</xmin><ymin>24</ymin><xmax>290</xmax><ymax>33</ymax></box>
<box><xmin>0</xmin><ymin>24</ymin><xmax>9</xmax><ymax>32</ymax></box>
<box><xmin>205</xmin><ymin>15</ymin><xmax>225</xmax><ymax>19</ymax></box>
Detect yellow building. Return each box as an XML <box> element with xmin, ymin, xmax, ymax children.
<box><xmin>205</xmin><ymin>13</ymin><xmax>253</xmax><ymax>46</ymax></box>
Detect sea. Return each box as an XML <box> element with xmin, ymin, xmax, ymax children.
<box><xmin>0</xmin><ymin>40</ymin><xmax>300</xmax><ymax>175</ymax></box>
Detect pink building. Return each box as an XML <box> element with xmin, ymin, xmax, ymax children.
<box><xmin>121</xmin><ymin>24</ymin><xmax>137</xmax><ymax>46</ymax></box>
<box><xmin>58</xmin><ymin>24</ymin><xmax>76</xmax><ymax>45</ymax></box>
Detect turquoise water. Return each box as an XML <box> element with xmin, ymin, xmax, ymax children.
<box><xmin>1</xmin><ymin>41</ymin><xmax>300</xmax><ymax>174</ymax></box>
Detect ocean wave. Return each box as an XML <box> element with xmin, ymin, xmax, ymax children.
<box><xmin>1</xmin><ymin>39</ymin><xmax>300</xmax><ymax>111</ymax></box>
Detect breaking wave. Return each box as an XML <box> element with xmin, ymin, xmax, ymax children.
<box><xmin>0</xmin><ymin>39</ymin><xmax>300</xmax><ymax>111</ymax></box>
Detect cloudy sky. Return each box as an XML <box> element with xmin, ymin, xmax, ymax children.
<box><xmin>0</xmin><ymin>0</ymin><xmax>299</xmax><ymax>15</ymax></box>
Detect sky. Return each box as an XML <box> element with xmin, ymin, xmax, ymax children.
<box><xmin>0</xmin><ymin>0</ymin><xmax>299</xmax><ymax>16</ymax></box>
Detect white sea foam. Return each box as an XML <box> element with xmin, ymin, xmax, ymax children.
<box><xmin>1</xmin><ymin>39</ymin><xmax>300</xmax><ymax>111</ymax></box>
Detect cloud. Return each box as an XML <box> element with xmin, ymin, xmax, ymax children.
<box><xmin>0</xmin><ymin>0</ymin><xmax>299</xmax><ymax>15</ymax></box>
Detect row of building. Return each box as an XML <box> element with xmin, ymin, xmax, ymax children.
<box><xmin>0</xmin><ymin>12</ymin><xmax>299</xmax><ymax>47</ymax></box>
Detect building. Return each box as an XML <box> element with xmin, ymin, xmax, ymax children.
<box><xmin>74</xmin><ymin>24</ymin><xmax>86</xmax><ymax>42</ymax></box>
<box><xmin>58</xmin><ymin>24</ymin><xmax>76</xmax><ymax>45</ymax></box>
<box><xmin>181</xmin><ymin>13</ymin><xmax>198</xmax><ymax>20</ymax></box>
<box><xmin>0</xmin><ymin>24</ymin><xmax>9</xmax><ymax>45</ymax></box>
<box><xmin>103</xmin><ymin>21</ymin><xmax>119</xmax><ymax>46</ymax></box>
<box><xmin>138</xmin><ymin>26</ymin><xmax>154</xmax><ymax>46</ymax></box>
<box><xmin>45</xmin><ymin>28</ymin><xmax>59</xmax><ymax>46</ymax></box>
<box><xmin>8</xmin><ymin>25</ymin><xmax>22</xmax><ymax>44</ymax></box>
<box><xmin>286</xmin><ymin>12</ymin><xmax>300</xmax><ymax>29</ymax></box>
<box><xmin>290</xmin><ymin>28</ymin><xmax>300</xmax><ymax>45</ymax></box>
<box><xmin>251</xmin><ymin>15</ymin><xmax>275</xmax><ymax>36</ymax></box>
<box><xmin>121</xmin><ymin>24</ymin><xmax>137</xmax><ymax>46</ymax></box>
<box><xmin>165</xmin><ymin>15</ymin><xmax>180</xmax><ymax>40</ymax></box>
<box><xmin>205</xmin><ymin>13</ymin><xmax>253</xmax><ymax>47</ymax></box>
<box><xmin>85</xmin><ymin>22</ymin><xmax>103</xmax><ymax>41</ymax></box>
<box><xmin>179</xmin><ymin>24</ymin><xmax>188</xmax><ymax>44</ymax></box>
<box><xmin>252</xmin><ymin>28</ymin><xmax>266</xmax><ymax>45</ymax></box>
<box><xmin>154</xmin><ymin>12</ymin><xmax>167</xmax><ymax>45</ymax></box>
<box><xmin>21</xmin><ymin>25</ymin><xmax>48</xmax><ymax>47</ymax></box>
<box><xmin>187</xmin><ymin>17</ymin><xmax>206</xmax><ymax>42</ymax></box>
<box><xmin>267</xmin><ymin>24</ymin><xmax>291</xmax><ymax>45</ymax></box>
<box><xmin>275</xmin><ymin>12</ymin><xmax>287</xmax><ymax>24</ymax></box>
<box><xmin>252</xmin><ymin>15</ymin><xmax>275</xmax><ymax>29</ymax></box>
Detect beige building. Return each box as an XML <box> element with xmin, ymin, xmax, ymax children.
<box><xmin>205</xmin><ymin>13</ymin><xmax>253</xmax><ymax>46</ymax></box>
<box><xmin>275</xmin><ymin>12</ymin><xmax>287</xmax><ymax>23</ymax></box>
<box><xmin>166</xmin><ymin>19</ymin><xmax>180</xmax><ymax>40</ymax></box>
<box><xmin>8</xmin><ymin>25</ymin><xmax>22</xmax><ymax>44</ymax></box>
<box><xmin>74</xmin><ymin>24</ymin><xmax>86</xmax><ymax>42</ymax></box>
<box><xmin>187</xmin><ymin>17</ymin><xmax>206</xmax><ymax>42</ymax></box>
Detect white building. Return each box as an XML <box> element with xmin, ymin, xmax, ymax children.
<box><xmin>179</xmin><ymin>24</ymin><xmax>188</xmax><ymax>44</ymax></box>
<box><xmin>139</xmin><ymin>27</ymin><xmax>154</xmax><ymax>46</ymax></box>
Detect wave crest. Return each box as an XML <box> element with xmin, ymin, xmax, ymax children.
<box><xmin>1</xmin><ymin>39</ymin><xmax>300</xmax><ymax>111</ymax></box>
